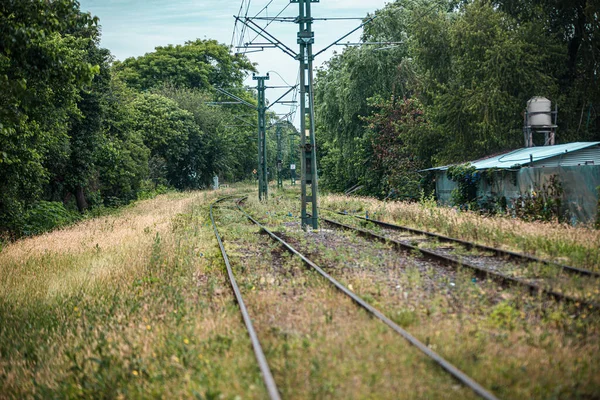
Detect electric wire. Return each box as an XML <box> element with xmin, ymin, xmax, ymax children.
<box><xmin>230</xmin><ymin>0</ymin><xmax>247</xmax><ymax>50</ymax></box>
<box><xmin>245</xmin><ymin>1</ymin><xmax>293</xmax><ymax>52</ymax></box>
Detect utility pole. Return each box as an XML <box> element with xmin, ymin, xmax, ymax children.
<box><xmin>276</xmin><ymin>125</ymin><xmax>283</xmax><ymax>189</ymax></box>
<box><xmin>254</xmin><ymin>73</ymin><xmax>270</xmax><ymax>201</ymax></box>
<box><xmin>293</xmin><ymin>0</ymin><xmax>319</xmax><ymax>229</ymax></box>
<box><xmin>289</xmin><ymin>132</ymin><xmax>297</xmax><ymax>185</ymax></box>
<box><xmin>234</xmin><ymin>4</ymin><xmax>384</xmax><ymax>222</ymax></box>
<box><xmin>214</xmin><ymin>81</ymin><xmax>296</xmax><ymax>202</ymax></box>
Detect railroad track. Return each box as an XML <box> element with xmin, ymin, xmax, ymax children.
<box><xmin>324</xmin><ymin>208</ymin><xmax>599</xmax><ymax>278</ymax></box>
<box><xmin>210</xmin><ymin>196</ymin><xmax>500</xmax><ymax>400</ymax></box>
<box><xmin>210</xmin><ymin>197</ymin><xmax>281</xmax><ymax>400</ymax></box>
<box><xmin>320</xmin><ymin>209</ymin><xmax>599</xmax><ymax>310</ymax></box>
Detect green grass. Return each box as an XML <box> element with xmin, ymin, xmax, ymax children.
<box><xmin>244</xmin><ymin>186</ymin><xmax>600</xmax><ymax>399</ymax></box>
<box><xmin>0</xmin><ymin>189</ymin><xmax>267</xmax><ymax>399</ymax></box>
<box><xmin>1</xmin><ymin>183</ymin><xmax>599</xmax><ymax>399</ymax></box>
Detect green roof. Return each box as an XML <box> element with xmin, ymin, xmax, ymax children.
<box><xmin>425</xmin><ymin>142</ymin><xmax>600</xmax><ymax>171</ymax></box>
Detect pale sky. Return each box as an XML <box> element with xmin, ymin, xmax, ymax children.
<box><xmin>79</xmin><ymin>0</ymin><xmax>391</xmax><ymax>125</ymax></box>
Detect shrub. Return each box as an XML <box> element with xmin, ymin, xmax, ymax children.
<box><xmin>488</xmin><ymin>302</ymin><xmax>519</xmax><ymax>331</ymax></box>
<box><xmin>447</xmin><ymin>163</ymin><xmax>479</xmax><ymax>209</ymax></box>
<box><xmin>513</xmin><ymin>174</ymin><xmax>563</xmax><ymax>222</ymax></box>
<box><xmin>137</xmin><ymin>180</ymin><xmax>171</xmax><ymax>201</ymax></box>
<box><xmin>21</xmin><ymin>201</ymin><xmax>81</xmax><ymax>236</ymax></box>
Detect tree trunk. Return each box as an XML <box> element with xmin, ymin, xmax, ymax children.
<box><xmin>75</xmin><ymin>186</ymin><xmax>88</xmax><ymax>212</ymax></box>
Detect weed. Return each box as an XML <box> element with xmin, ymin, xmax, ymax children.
<box><xmin>488</xmin><ymin>302</ymin><xmax>520</xmax><ymax>331</ymax></box>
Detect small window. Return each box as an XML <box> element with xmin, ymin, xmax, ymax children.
<box><xmin>584</xmin><ymin>161</ymin><xmax>595</xmax><ymax>165</ymax></box>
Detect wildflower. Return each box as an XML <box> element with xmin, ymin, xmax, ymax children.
<box><xmin>146</xmin><ymin>325</ymin><xmax>151</xmax><ymax>331</ymax></box>
<box><xmin>183</xmin><ymin>338</ymin><xmax>189</xmax><ymax>345</ymax></box>
<box><xmin>73</xmin><ymin>307</ymin><xmax>79</xmax><ymax>312</ymax></box>
<box><xmin>132</xmin><ymin>370</ymin><xmax>139</xmax><ymax>376</ymax></box>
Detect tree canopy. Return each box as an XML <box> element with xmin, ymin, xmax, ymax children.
<box><xmin>113</xmin><ymin>39</ymin><xmax>256</xmax><ymax>91</ymax></box>
<box><xmin>0</xmin><ymin>2</ymin><xmax>261</xmax><ymax>238</ymax></box>
<box><xmin>315</xmin><ymin>0</ymin><xmax>600</xmax><ymax>199</ymax></box>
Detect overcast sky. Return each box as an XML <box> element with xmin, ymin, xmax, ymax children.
<box><xmin>79</xmin><ymin>0</ymin><xmax>390</xmax><ymax>125</ymax></box>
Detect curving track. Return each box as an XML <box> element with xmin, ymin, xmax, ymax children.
<box><xmin>210</xmin><ymin>196</ymin><xmax>500</xmax><ymax>400</ymax></box>
<box><xmin>325</xmin><ymin>208</ymin><xmax>599</xmax><ymax>278</ymax></box>
<box><xmin>321</xmin><ymin>209</ymin><xmax>599</xmax><ymax>310</ymax></box>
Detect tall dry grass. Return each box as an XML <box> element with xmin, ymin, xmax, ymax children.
<box><xmin>0</xmin><ymin>188</ymin><xmax>267</xmax><ymax>399</ymax></box>
<box><xmin>323</xmin><ymin>194</ymin><xmax>600</xmax><ymax>271</ymax></box>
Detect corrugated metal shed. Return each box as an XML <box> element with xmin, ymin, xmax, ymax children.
<box><xmin>425</xmin><ymin>142</ymin><xmax>600</xmax><ymax>171</ymax></box>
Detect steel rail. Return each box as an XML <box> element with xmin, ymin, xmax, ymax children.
<box><xmin>325</xmin><ymin>209</ymin><xmax>599</xmax><ymax>278</ymax></box>
<box><xmin>236</xmin><ymin>202</ymin><xmax>499</xmax><ymax>400</ymax></box>
<box><xmin>321</xmin><ymin>216</ymin><xmax>599</xmax><ymax>310</ymax></box>
<box><xmin>210</xmin><ymin>197</ymin><xmax>281</xmax><ymax>400</ymax></box>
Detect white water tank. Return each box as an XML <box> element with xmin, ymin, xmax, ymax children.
<box><xmin>527</xmin><ymin>97</ymin><xmax>552</xmax><ymax>127</ymax></box>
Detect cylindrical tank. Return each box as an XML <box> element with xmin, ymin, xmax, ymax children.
<box><xmin>527</xmin><ymin>97</ymin><xmax>552</xmax><ymax>127</ymax></box>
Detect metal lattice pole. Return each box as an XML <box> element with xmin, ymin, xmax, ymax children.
<box><xmin>254</xmin><ymin>74</ymin><xmax>270</xmax><ymax>201</ymax></box>
<box><xmin>289</xmin><ymin>132</ymin><xmax>297</xmax><ymax>185</ymax></box>
<box><xmin>294</xmin><ymin>0</ymin><xmax>319</xmax><ymax>230</ymax></box>
<box><xmin>276</xmin><ymin>125</ymin><xmax>283</xmax><ymax>189</ymax></box>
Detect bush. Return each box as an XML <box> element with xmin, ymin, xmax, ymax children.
<box><xmin>137</xmin><ymin>180</ymin><xmax>171</xmax><ymax>201</ymax></box>
<box><xmin>447</xmin><ymin>164</ymin><xmax>479</xmax><ymax>209</ymax></box>
<box><xmin>513</xmin><ymin>175</ymin><xmax>563</xmax><ymax>222</ymax></box>
<box><xmin>21</xmin><ymin>201</ymin><xmax>81</xmax><ymax>236</ymax></box>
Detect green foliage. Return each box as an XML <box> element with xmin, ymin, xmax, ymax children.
<box><xmin>315</xmin><ymin>0</ymin><xmax>599</xmax><ymax>207</ymax></box>
<box><xmin>513</xmin><ymin>175</ymin><xmax>564</xmax><ymax>222</ymax></box>
<box><xmin>0</xmin><ymin>3</ymin><xmax>256</xmax><ymax>237</ymax></box>
<box><xmin>137</xmin><ymin>181</ymin><xmax>171</xmax><ymax>201</ymax></box>
<box><xmin>0</xmin><ymin>0</ymin><xmax>99</xmax><ymax>235</ymax></box>
<box><xmin>413</xmin><ymin>0</ymin><xmax>564</xmax><ymax>163</ymax></box>
<box><xmin>360</xmin><ymin>96</ymin><xmax>433</xmax><ymax>199</ymax></box>
<box><xmin>21</xmin><ymin>201</ymin><xmax>81</xmax><ymax>236</ymax></box>
<box><xmin>487</xmin><ymin>301</ymin><xmax>519</xmax><ymax>331</ymax></box>
<box><xmin>93</xmin><ymin>78</ymin><xmax>149</xmax><ymax>206</ymax></box>
<box><xmin>113</xmin><ymin>39</ymin><xmax>255</xmax><ymax>91</ymax></box>
<box><xmin>155</xmin><ymin>85</ymin><xmax>257</xmax><ymax>183</ymax></box>
<box><xmin>131</xmin><ymin>93</ymin><xmax>207</xmax><ymax>190</ymax></box>
<box><xmin>315</xmin><ymin>41</ymin><xmax>410</xmax><ymax>193</ymax></box>
<box><xmin>447</xmin><ymin>164</ymin><xmax>479</xmax><ymax>208</ymax></box>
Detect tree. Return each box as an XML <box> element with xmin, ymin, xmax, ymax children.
<box><xmin>131</xmin><ymin>93</ymin><xmax>206</xmax><ymax>190</ymax></box>
<box><xmin>113</xmin><ymin>39</ymin><xmax>255</xmax><ymax>91</ymax></box>
<box><xmin>0</xmin><ymin>0</ymin><xmax>99</xmax><ymax>234</ymax></box>
<box><xmin>60</xmin><ymin>46</ymin><xmax>113</xmax><ymax>212</ymax></box>
<box><xmin>362</xmin><ymin>96</ymin><xmax>435</xmax><ymax>199</ymax></box>
<box><xmin>414</xmin><ymin>0</ymin><xmax>564</xmax><ymax>162</ymax></box>
<box><xmin>157</xmin><ymin>86</ymin><xmax>259</xmax><ymax>183</ymax></box>
<box><xmin>93</xmin><ymin>78</ymin><xmax>149</xmax><ymax>205</ymax></box>
<box><xmin>313</xmin><ymin>0</ymin><xmax>594</xmax><ymax>200</ymax></box>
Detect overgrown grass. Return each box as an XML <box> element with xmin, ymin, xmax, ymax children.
<box><xmin>0</xmin><ymin>189</ymin><xmax>267</xmax><ymax>399</ymax></box>
<box><xmin>322</xmin><ymin>194</ymin><xmax>600</xmax><ymax>272</ymax></box>
<box><xmin>214</xmin><ymin>201</ymin><xmax>478</xmax><ymax>399</ymax></box>
<box><xmin>243</xmin><ymin>186</ymin><xmax>600</xmax><ymax>399</ymax></box>
<box><xmin>2</xmin><ymin>183</ymin><xmax>598</xmax><ymax>399</ymax></box>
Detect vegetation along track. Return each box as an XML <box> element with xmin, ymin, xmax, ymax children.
<box><xmin>210</xmin><ymin>197</ymin><xmax>281</xmax><ymax>400</ymax></box>
<box><xmin>209</xmin><ymin>196</ymin><xmax>500</xmax><ymax>400</ymax></box>
<box><xmin>321</xmin><ymin>209</ymin><xmax>600</xmax><ymax>310</ymax></box>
